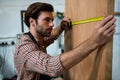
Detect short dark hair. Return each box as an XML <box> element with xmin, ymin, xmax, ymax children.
<box><xmin>24</xmin><ymin>2</ymin><xmax>54</xmax><ymax>28</ymax></box>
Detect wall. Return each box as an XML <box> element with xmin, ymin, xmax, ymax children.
<box><xmin>0</xmin><ymin>0</ymin><xmax>120</xmax><ymax>80</ymax></box>
<box><xmin>0</xmin><ymin>0</ymin><xmax>65</xmax><ymax>54</ymax></box>
<box><xmin>0</xmin><ymin>0</ymin><xmax>65</xmax><ymax>36</ymax></box>
<box><xmin>113</xmin><ymin>0</ymin><xmax>120</xmax><ymax>80</ymax></box>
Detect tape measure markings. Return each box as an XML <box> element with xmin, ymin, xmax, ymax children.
<box><xmin>72</xmin><ymin>16</ymin><xmax>103</xmax><ymax>25</ymax></box>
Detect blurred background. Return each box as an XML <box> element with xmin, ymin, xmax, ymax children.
<box><xmin>0</xmin><ymin>0</ymin><xmax>119</xmax><ymax>80</ymax></box>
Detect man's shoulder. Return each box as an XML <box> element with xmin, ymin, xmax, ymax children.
<box><xmin>21</xmin><ymin>33</ymin><xmax>30</xmax><ymax>40</ymax></box>
<box><xmin>17</xmin><ymin>33</ymin><xmax>32</xmax><ymax>45</ymax></box>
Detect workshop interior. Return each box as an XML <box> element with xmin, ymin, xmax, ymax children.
<box><xmin>0</xmin><ymin>0</ymin><xmax>120</xmax><ymax>80</ymax></box>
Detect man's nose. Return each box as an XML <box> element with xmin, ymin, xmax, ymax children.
<box><xmin>49</xmin><ymin>22</ymin><xmax>54</xmax><ymax>27</ymax></box>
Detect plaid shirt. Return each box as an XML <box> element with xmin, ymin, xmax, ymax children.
<box><xmin>14</xmin><ymin>33</ymin><xmax>64</xmax><ymax>80</ymax></box>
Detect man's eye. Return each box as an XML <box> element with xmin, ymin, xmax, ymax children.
<box><xmin>44</xmin><ymin>18</ymin><xmax>51</xmax><ymax>22</ymax></box>
<box><xmin>45</xmin><ymin>19</ymin><xmax>50</xmax><ymax>22</ymax></box>
<box><xmin>44</xmin><ymin>18</ymin><xmax>54</xmax><ymax>22</ymax></box>
<box><xmin>52</xmin><ymin>19</ymin><xmax>54</xmax><ymax>21</ymax></box>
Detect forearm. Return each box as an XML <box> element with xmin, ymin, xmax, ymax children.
<box><xmin>43</xmin><ymin>26</ymin><xmax>63</xmax><ymax>47</ymax></box>
<box><xmin>51</xmin><ymin>26</ymin><xmax>63</xmax><ymax>40</ymax></box>
<box><xmin>26</xmin><ymin>52</ymin><xmax>64</xmax><ymax>77</ymax></box>
<box><xmin>51</xmin><ymin>16</ymin><xmax>72</xmax><ymax>40</ymax></box>
<box><xmin>60</xmin><ymin>37</ymin><xmax>98</xmax><ymax>69</ymax></box>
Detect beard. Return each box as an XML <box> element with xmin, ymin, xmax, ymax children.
<box><xmin>35</xmin><ymin>27</ymin><xmax>52</xmax><ymax>37</ymax></box>
<box><xmin>35</xmin><ymin>21</ymin><xmax>53</xmax><ymax>37</ymax></box>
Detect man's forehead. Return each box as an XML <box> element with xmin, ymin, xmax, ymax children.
<box><xmin>40</xmin><ymin>11</ymin><xmax>54</xmax><ymax>16</ymax></box>
<box><xmin>38</xmin><ymin>12</ymin><xmax>54</xmax><ymax>19</ymax></box>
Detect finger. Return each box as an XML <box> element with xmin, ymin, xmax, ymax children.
<box><xmin>104</xmin><ymin>24</ymin><xmax>116</xmax><ymax>36</ymax></box>
<box><xmin>107</xmin><ymin>29</ymin><xmax>115</xmax><ymax>37</ymax></box>
<box><xmin>63</xmin><ymin>17</ymin><xmax>71</xmax><ymax>22</ymax></box>
<box><xmin>103</xmin><ymin>18</ymin><xmax>116</xmax><ymax>30</ymax></box>
<box><xmin>99</xmin><ymin>15</ymin><xmax>114</xmax><ymax>27</ymax></box>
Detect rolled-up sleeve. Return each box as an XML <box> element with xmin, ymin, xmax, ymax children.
<box><xmin>19</xmin><ymin>38</ymin><xmax>64</xmax><ymax>77</ymax></box>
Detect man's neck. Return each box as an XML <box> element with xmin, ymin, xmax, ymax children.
<box><xmin>29</xmin><ymin>29</ymin><xmax>44</xmax><ymax>45</ymax></box>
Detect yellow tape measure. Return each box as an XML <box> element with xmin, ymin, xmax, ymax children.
<box><xmin>72</xmin><ymin>16</ymin><xmax>103</xmax><ymax>26</ymax></box>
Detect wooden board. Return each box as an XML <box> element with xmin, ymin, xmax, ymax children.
<box><xmin>64</xmin><ymin>0</ymin><xmax>114</xmax><ymax>80</ymax></box>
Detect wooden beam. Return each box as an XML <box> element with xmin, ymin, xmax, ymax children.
<box><xmin>64</xmin><ymin>0</ymin><xmax>114</xmax><ymax>80</ymax></box>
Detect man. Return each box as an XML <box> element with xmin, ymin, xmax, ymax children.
<box><xmin>14</xmin><ymin>2</ymin><xmax>116</xmax><ymax>80</ymax></box>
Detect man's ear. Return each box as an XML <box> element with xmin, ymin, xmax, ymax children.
<box><xmin>29</xmin><ymin>17</ymin><xmax>35</xmax><ymax>27</ymax></box>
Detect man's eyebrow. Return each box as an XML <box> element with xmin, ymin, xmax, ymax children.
<box><xmin>45</xmin><ymin>17</ymin><xmax>54</xmax><ymax>21</ymax></box>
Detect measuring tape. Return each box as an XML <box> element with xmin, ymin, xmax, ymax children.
<box><xmin>72</xmin><ymin>16</ymin><xmax>103</xmax><ymax>26</ymax></box>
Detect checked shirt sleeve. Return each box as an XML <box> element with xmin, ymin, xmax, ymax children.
<box><xmin>19</xmin><ymin>36</ymin><xmax>64</xmax><ymax>77</ymax></box>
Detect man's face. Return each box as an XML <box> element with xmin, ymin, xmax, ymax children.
<box><xmin>34</xmin><ymin>11</ymin><xmax>54</xmax><ymax>37</ymax></box>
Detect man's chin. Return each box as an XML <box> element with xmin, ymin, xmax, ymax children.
<box><xmin>44</xmin><ymin>33</ymin><xmax>51</xmax><ymax>37</ymax></box>
<box><xmin>37</xmin><ymin>31</ymin><xmax>50</xmax><ymax>37</ymax></box>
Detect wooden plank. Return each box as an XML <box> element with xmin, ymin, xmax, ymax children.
<box><xmin>64</xmin><ymin>0</ymin><xmax>114</xmax><ymax>80</ymax></box>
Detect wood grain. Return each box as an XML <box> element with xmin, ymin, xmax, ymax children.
<box><xmin>64</xmin><ymin>0</ymin><xmax>114</xmax><ymax>80</ymax></box>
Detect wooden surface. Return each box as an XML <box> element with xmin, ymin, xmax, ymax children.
<box><xmin>64</xmin><ymin>0</ymin><xmax>114</xmax><ymax>80</ymax></box>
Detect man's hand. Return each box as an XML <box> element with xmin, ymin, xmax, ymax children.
<box><xmin>60</xmin><ymin>17</ymin><xmax>72</xmax><ymax>30</ymax></box>
<box><xmin>91</xmin><ymin>15</ymin><xmax>116</xmax><ymax>46</ymax></box>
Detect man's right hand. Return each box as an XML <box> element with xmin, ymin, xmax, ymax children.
<box><xmin>91</xmin><ymin>15</ymin><xmax>116</xmax><ymax>46</ymax></box>
<box><xmin>60</xmin><ymin>17</ymin><xmax>72</xmax><ymax>30</ymax></box>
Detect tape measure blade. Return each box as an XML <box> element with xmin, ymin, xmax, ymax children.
<box><xmin>72</xmin><ymin>16</ymin><xmax>103</xmax><ymax>26</ymax></box>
